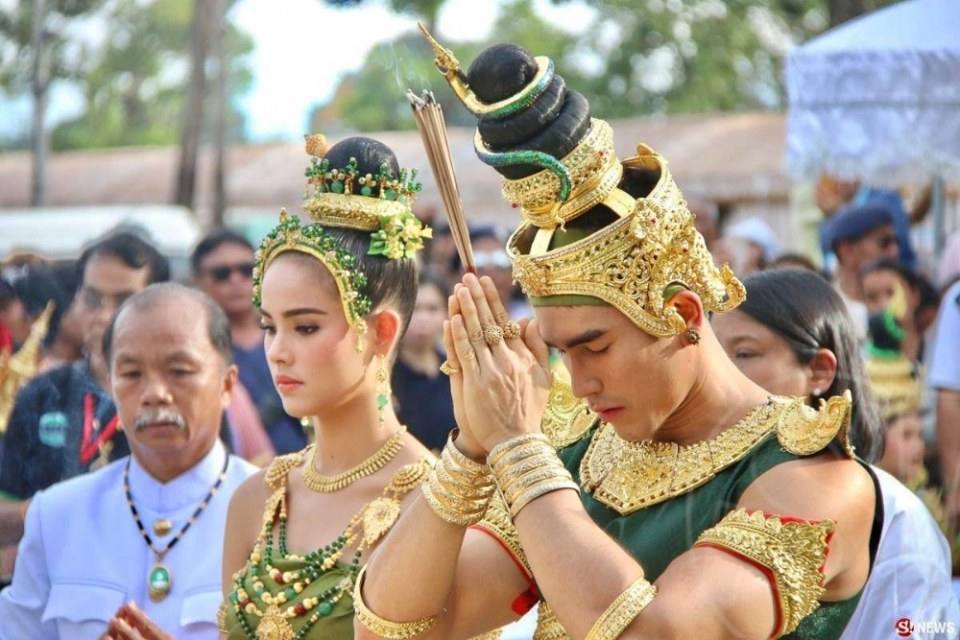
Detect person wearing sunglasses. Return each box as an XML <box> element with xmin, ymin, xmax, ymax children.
<box><xmin>191</xmin><ymin>230</ymin><xmax>305</xmax><ymax>456</ymax></box>
<box><xmin>825</xmin><ymin>202</ymin><xmax>900</xmax><ymax>342</ymax></box>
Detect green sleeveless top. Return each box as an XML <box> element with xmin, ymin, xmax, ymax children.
<box><xmin>547</xmin><ymin>396</ymin><xmax>873</xmax><ymax>640</ymax></box>
<box><xmin>220</xmin><ymin>448</ymin><xmax>433</xmax><ymax>640</ymax></box>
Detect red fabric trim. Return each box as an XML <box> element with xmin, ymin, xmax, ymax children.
<box><xmin>470</xmin><ymin>524</ymin><xmax>540</xmax><ymax>615</ymax></box>
<box><xmin>80</xmin><ymin>393</ymin><xmax>120</xmax><ymax>465</ymax></box>
<box><xmin>697</xmin><ymin>542</ymin><xmax>785</xmax><ymax>640</ymax></box>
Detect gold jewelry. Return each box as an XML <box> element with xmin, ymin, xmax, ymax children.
<box><xmin>152</xmin><ymin>518</ymin><xmax>172</xmax><ymax>536</ymax></box>
<box><xmin>585</xmin><ymin>576</ymin><xmax>657</xmax><ymax>640</ymax></box>
<box><xmin>501</xmin><ymin>320</ymin><xmax>521</xmax><ymax>340</ymax></box>
<box><xmin>695</xmin><ymin>509</ymin><xmax>833</xmax><ymax>636</ymax></box>
<box><xmin>0</xmin><ymin>302</ymin><xmax>53</xmax><ymax>436</ymax></box>
<box><xmin>229</xmin><ymin>455</ymin><xmax>432</xmax><ymax>637</ymax></box>
<box><xmin>124</xmin><ymin>456</ymin><xmax>229</xmax><ymax>602</ymax></box>
<box><xmin>469</xmin><ymin>328</ymin><xmax>485</xmax><ymax>345</ymax></box>
<box><xmin>376</xmin><ymin>355</ymin><xmax>391</xmax><ymax>425</ymax></box>
<box><xmin>303</xmin><ymin>426</ymin><xmax>406</xmax><ymax>493</ymax></box>
<box><xmin>439</xmin><ymin>360</ymin><xmax>460</xmax><ymax>376</ymax></box>
<box><xmin>354</xmin><ymin>565</ymin><xmax>441</xmax><ymax>639</ymax></box>
<box><xmin>422</xmin><ymin>433</ymin><xmax>497</xmax><ymax>526</ymax></box>
<box><xmin>685</xmin><ymin>327</ymin><xmax>700</xmax><ymax>345</ymax></box>
<box><xmin>507</xmin><ymin>147</ymin><xmax>745</xmax><ymax>338</ymax></box>
<box><xmin>488</xmin><ymin>433</ymin><xmax>579</xmax><ymax>518</ymax></box>
<box><xmin>253</xmin><ymin>210</ymin><xmax>372</xmax><ymax>351</ymax></box>
<box><xmin>483</xmin><ymin>325</ymin><xmax>504</xmax><ymax>347</ymax></box>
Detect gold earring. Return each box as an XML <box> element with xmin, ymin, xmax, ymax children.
<box><xmin>376</xmin><ymin>355</ymin><xmax>390</xmax><ymax>425</ymax></box>
<box><xmin>685</xmin><ymin>328</ymin><xmax>700</xmax><ymax>345</ymax></box>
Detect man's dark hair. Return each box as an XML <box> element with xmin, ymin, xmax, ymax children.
<box><xmin>103</xmin><ymin>283</ymin><xmax>234</xmax><ymax>368</ymax></box>
<box><xmin>190</xmin><ymin>228</ymin><xmax>254</xmax><ymax>275</ymax></box>
<box><xmin>77</xmin><ymin>232</ymin><xmax>170</xmax><ymax>285</ymax></box>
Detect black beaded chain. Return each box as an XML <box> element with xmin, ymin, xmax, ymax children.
<box><xmin>124</xmin><ymin>455</ymin><xmax>230</xmax><ymax>559</ymax></box>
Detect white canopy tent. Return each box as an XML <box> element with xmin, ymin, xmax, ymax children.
<box><xmin>786</xmin><ymin>0</ymin><xmax>960</xmax><ymax>187</ymax></box>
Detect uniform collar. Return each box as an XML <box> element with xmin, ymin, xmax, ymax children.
<box><xmin>127</xmin><ymin>440</ymin><xmax>227</xmax><ymax>513</ymax></box>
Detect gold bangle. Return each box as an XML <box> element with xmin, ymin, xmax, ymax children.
<box><xmin>508</xmin><ymin>478</ymin><xmax>580</xmax><ymax>517</ymax></box>
<box><xmin>421</xmin><ymin>434</ymin><xmax>496</xmax><ymax>526</ymax></box>
<box><xmin>488</xmin><ymin>433</ymin><xmax>579</xmax><ymax>517</ymax></box>
<box><xmin>354</xmin><ymin>566</ymin><xmax>441</xmax><ymax>639</ymax></box>
<box><xmin>585</xmin><ymin>576</ymin><xmax>657</xmax><ymax>640</ymax></box>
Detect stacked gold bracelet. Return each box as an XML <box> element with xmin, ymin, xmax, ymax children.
<box><xmin>585</xmin><ymin>576</ymin><xmax>658</xmax><ymax>640</ymax></box>
<box><xmin>421</xmin><ymin>433</ymin><xmax>497</xmax><ymax>526</ymax></box>
<box><xmin>353</xmin><ymin>566</ymin><xmax>440</xmax><ymax>639</ymax></box>
<box><xmin>487</xmin><ymin>433</ymin><xmax>579</xmax><ymax>518</ymax></box>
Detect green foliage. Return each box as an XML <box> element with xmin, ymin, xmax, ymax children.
<box><xmin>51</xmin><ymin>0</ymin><xmax>254</xmax><ymax>150</ymax></box>
<box><xmin>316</xmin><ymin>0</ymin><xmax>899</xmax><ymax>131</ymax></box>
<box><xmin>312</xmin><ymin>0</ymin><xmax>581</xmax><ymax>132</ymax></box>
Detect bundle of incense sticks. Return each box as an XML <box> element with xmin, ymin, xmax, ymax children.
<box><xmin>407</xmin><ymin>89</ymin><xmax>476</xmax><ymax>273</ymax></box>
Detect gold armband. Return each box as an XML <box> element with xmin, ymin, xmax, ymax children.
<box><xmin>488</xmin><ymin>433</ymin><xmax>579</xmax><ymax>517</ymax></box>
<box><xmin>353</xmin><ymin>566</ymin><xmax>441</xmax><ymax>639</ymax></box>
<box><xmin>694</xmin><ymin>509</ymin><xmax>834</xmax><ymax>637</ymax></box>
<box><xmin>585</xmin><ymin>576</ymin><xmax>657</xmax><ymax>640</ymax></box>
<box><xmin>421</xmin><ymin>433</ymin><xmax>497</xmax><ymax>526</ymax></box>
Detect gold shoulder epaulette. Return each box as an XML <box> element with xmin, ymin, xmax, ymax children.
<box><xmin>776</xmin><ymin>392</ymin><xmax>854</xmax><ymax>458</ymax></box>
<box><xmin>264</xmin><ymin>448</ymin><xmax>306</xmax><ymax>491</ymax></box>
<box><xmin>541</xmin><ymin>367</ymin><xmax>597</xmax><ymax>449</ymax></box>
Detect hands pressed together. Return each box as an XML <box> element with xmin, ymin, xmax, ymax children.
<box><xmin>441</xmin><ymin>273</ymin><xmax>553</xmax><ymax>459</ymax></box>
<box><xmin>101</xmin><ymin>602</ymin><xmax>173</xmax><ymax>640</ymax></box>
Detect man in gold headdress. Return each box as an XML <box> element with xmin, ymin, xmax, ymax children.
<box><xmin>353</xmin><ymin>33</ymin><xmax>880</xmax><ymax>640</ymax></box>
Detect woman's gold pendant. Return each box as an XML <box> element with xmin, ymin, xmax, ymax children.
<box><xmin>257</xmin><ymin>604</ymin><xmax>296</xmax><ymax>640</ymax></box>
<box><xmin>361</xmin><ymin>497</ymin><xmax>401</xmax><ymax>546</ymax></box>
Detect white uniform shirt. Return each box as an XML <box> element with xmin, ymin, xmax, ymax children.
<box><xmin>929</xmin><ymin>281</ymin><xmax>960</xmax><ymax>392</ymax></box>
<box><xmin>841</xmin><ymin>467</ymin><xmax>959</xmax><ymax>640</ymax></box>
<box><xmin>0</xmin><ymin>440</ymin><xmax>257</xmax><ymax>639</ymax></box>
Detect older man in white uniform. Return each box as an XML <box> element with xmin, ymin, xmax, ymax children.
<box><xmin>0</xmin><ymin>283</ymin><xmax>258</xmax><ymax>639</ymax></box>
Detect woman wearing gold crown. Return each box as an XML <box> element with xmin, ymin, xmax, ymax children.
<box><xmin>217</xmin><ymin>136</ymin><xmax>438</xmax><ymax>639</ymax></box>
<box><xmin>352</xmin><ymin>35</ymin><xmax>882</xmax><ymax>640</ymax></box>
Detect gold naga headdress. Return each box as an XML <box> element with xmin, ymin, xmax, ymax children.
<box><xmin>0</xmin><ymin>302</ymin><xmax>54</xmax><ymax>434</ymax></box>
<box><xmin>421</xmin><ymin>29</ymin><xmax>743</xmax><ymax>336</ymax></box>
<box><xmin>252</xmin><ymin>135</ymin><xmax>431</xmax><ymax>348</ymax></box>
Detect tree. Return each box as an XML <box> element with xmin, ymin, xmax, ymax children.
<box><xmin>175</xmin><ymin>0</ymin><xmax>215</xmax><ymax>210</ymax></box>
<box><xmin>312</xmin><ymin>0</ymin><xmax>582</xmax><ymax>133</ymax></box>
<box><xmin>48</xmin><ymin>0</ymin><xmax>253</xmax><ymax>151</ymax></box>
<box><xmin>0</xmin><ymin>0</ymin><xmax>106</xmax><ymax>204</ymax></box>
<box><xmin>316</xmin><ymin>0</ymin><xmax>898</xmax><ymax>132</ymax></box>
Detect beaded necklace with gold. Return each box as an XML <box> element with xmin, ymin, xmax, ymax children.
<box><xmin>229</xmin><ymin>458</ymin><xmax>431</xmax><ymax>640</ymax></box>
<box><xmin>303</xmin><ymin>426</ymin><xmax>406</xmax><ymax>493</ymax></box>
<box><xmin>124</xmin><ymin>455</ymin><xmax>230</xmax><ymax>602</ymax></box>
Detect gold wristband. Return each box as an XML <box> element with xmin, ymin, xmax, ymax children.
<box><xmin>488</xmin><ymin>433</ymin><xmax>579</xmax><ymax>518</ymax></box>
<box><xmin>585</xmin><ymin>576</ymin><xmax>657</xmax><ymax>640</ymax></box>
<box><xmin>421</xmin><ymin>434</ymin><xmax>496</xmax><ymax>526</ymax></box>
<box><xmin>353</xmin><ymin>565</ymin><xmax>441</xmax><ymax>639</ymax></box>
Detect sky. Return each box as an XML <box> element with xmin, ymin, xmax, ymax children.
<box><xmin>230</xmin><ymin>0</ymin><xmax>595</xmax><ymax>141</ymax></box>
<box><xmin>0</xmin><ymin>0</ymin><xmax>594</xmax><ymax>144</ymax></box>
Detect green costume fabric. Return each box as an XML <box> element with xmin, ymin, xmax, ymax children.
<box><xmin>558</xmin><ymin>430</ymin><xmax>867</xmax><ymax>640</ymax></box>
<box><xmin>223</xmin><ymin>558</ymin><xmax>355</xmax><ymax>639</ymax></box>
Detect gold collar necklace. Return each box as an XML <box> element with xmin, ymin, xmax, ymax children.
<box><xmin>304</xmin><ymin>426</ymin><xmax>406</xmax><ymax>493</ymax></box>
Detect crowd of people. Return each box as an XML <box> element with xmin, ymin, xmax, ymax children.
<box><xmin>0</xmin><ymin>31</ymin><xmax>958</xmax><ymax>640</ymax></box>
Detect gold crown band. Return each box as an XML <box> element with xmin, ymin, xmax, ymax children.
<box><xmin>305</xmin><ymin>194</ymin><xmax>412</xmax><ymax>231</ymax></box>
<box><xmin>509</xmin><ymin>148</ymin><xmax>745</xmax><ymax>337</ymax></box>
<box><xmin>500</xmin><ymin>119</ymin><xmax>616</xmax><ymax>219</ymax></box>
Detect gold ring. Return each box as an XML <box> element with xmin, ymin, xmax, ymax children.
<box><xmin>494</xmin><ymin>311</ymin><xmax>511</xmax><ymax>326</ymax></box>
<box><xmin>502</xmin><ymin>320</ymin><xmax>521</xmax><ymax>340</ymax></box>
<box><xmin>483</xmin><ymin>325</ymin><xmax>504</xmax><ymax>347</ymax></box>
<box><xmin>439</xmin><ymin>360</ymin><xmax>460</xmax><ymax>376</ymax></box>
<box><xmin>469</xmin><ymin>328</ymin><xmax>485</xmax><ymax>344</ymax></box>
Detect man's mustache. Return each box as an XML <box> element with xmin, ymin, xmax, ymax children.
<box><xmin>133</xmin><ymin>409</ymin><xmax>186</xmax><ymax>431</ymax></box>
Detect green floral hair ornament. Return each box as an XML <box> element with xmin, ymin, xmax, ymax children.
<box><xmin>369</xmin><ymin>210</ymin><xmax>434</xmax><ymax>260</ymax></box>
<box><xmin>252</xmin><ymin>210</ymin><xmax>373</xmax><ymax>349</ymax></box>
